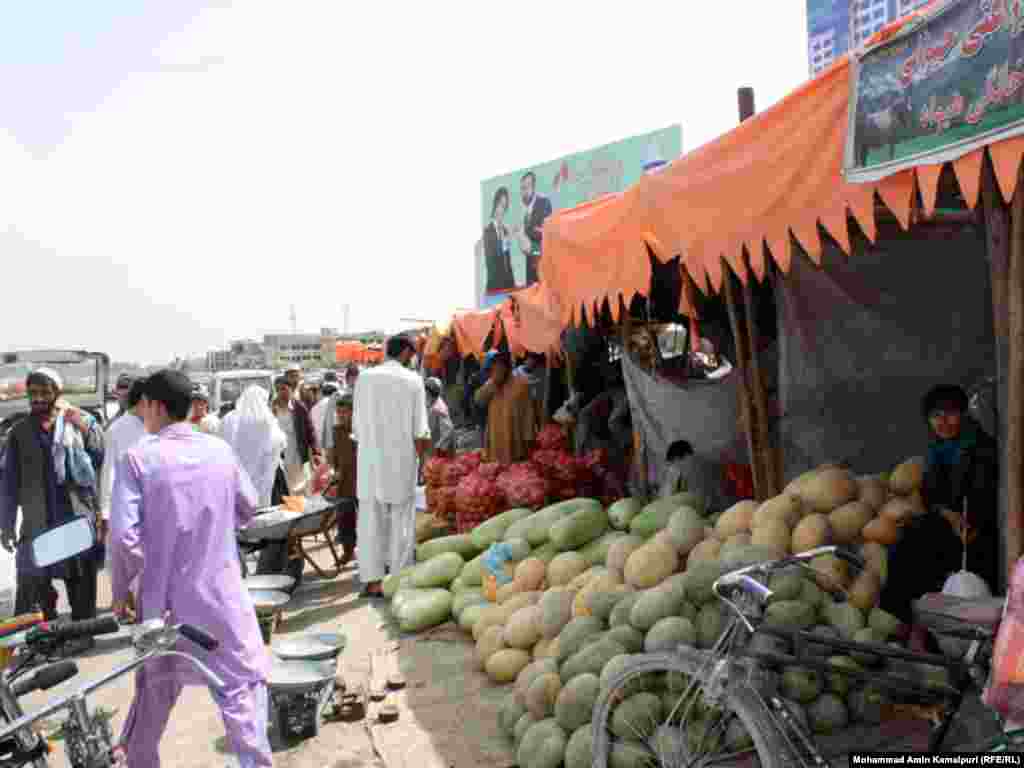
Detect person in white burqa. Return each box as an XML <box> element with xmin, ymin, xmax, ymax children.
<box><xmin>221</xmin><ymin>386</ymin><xmax>286</xmax><ymax>508</ymax></box>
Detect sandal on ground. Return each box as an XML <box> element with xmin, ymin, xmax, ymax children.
<box><xmin>359</xmin><ymin>586</ymin><xmax>385</xmax><ymax>600</ymax></box>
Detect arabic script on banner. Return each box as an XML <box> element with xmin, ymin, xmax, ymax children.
<box><xmin>845</xmin><ymin>0</ymin><xmax>1024</xmax><ymax>183</ymax></box>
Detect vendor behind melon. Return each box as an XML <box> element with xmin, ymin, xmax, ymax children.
<box><xmin>474</xmin><ymin>351</ymin><xmax>538</xmax><ymax>464</ymax></box>
<box><xmin>878</xmin><ymin>384</ymin><xmax>998</xmax><ymax>650</ymax></box>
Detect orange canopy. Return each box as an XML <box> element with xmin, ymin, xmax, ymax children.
<box><xmin>540</xmin><ymin>10</ymin><xmax>1024</xmax><ymax>324</ymax></box>
<box><xmin>450</xmin><ymin>309</ymin><xmax>499</xmax><ymax>360</ymax></box>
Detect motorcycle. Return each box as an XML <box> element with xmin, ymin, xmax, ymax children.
<box><xmin>0</xmin><ymin>517</ymin><xmax>222</xmax><ymax>767</ymax></box>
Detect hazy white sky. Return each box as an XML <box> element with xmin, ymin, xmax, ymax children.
<box><xmin>0</xmin><ymin>1</ymin><xmax>808</xmax><ymax>365</ymax></box>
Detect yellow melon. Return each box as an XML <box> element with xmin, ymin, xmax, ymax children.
<box><xmin>889</xmin><ymin>457</ymin><xmax>924</xmax><ymax>496</ymax></box>
<box><xmin>856</xmin><ymin>475</ymin><xmax>889</xmax><ymax>510</ymax></box>
<box><xmin>800</xmin><ymin>468</ymin><xmax>859</xmax><ymax>514</ymax></box>
<box><xmin>687</xmin><ymin>538</ymin><xmax>722</xmax><ymax>568</ymax></box>
<box><xmin>811</xmin><ymin>553</ymin><xmax>851</xmax><ymax>591</ymax></box>
<box><xmin>751</xmin><ymin>520</ymin><xmax>791</xmax><ymax>556</ymax></box>
<box><xmin>715</xmin><ymin>500</ymin><xmax>757</xmax><ymax>539</ymax></box>
<box><xmin>879</xmin><ymin>498</ymin><xmax>915</xmax><ymax>526</ymax></box>
<box><xmin>848</xmin><ymin>569</ymin><xmax>882</xmax><ymax>613</ymax></box>
<box><xmin>862</xmin><ymin>517</ymin><xmax>901</xmax><ymax>546</ymax></box>
<box><xmin>829</xmin><ymin>501</ymin><xmax>875</xmax><ymax>545</ymax></box>
<box><xmin>792</xmin><ymin>514</ymin><xmax>832</xmax><ymax>554</ymax></box>
<box><xmin>514</xmin><ymin>558</ymin><xmax>547</xmax><ymax>592</ymax></box>
<box><xmin>753</xmin><ymin>494</ymin><xmax>803</xmax><ymax>529</ymax></box>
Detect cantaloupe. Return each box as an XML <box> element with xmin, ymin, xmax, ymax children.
<box><xmin>524</xmin><ymin>673</ymin><xmax>562</xmax><ymax>719</ymax></box>
<box><xmin>504</xmin><ymin>604</ymin><xmax>542</xmax><ymax>649</ymax></box>
<box><xmin>486</xmin><ymin>648</ymin><xmax>532</xmax><ymax>683</ymax></box>
<box><xmin>515</xmin><ymin>658</ymin><xmax>559</xmax><ymax>704</ymax></box>
<box><xmin>533</xmin><ymin>635</ymin><xmax>559</xmax><ymax>659</ymax></box>
<box><xmin>811</xmin><ymin>553</ymin><xmax>851</xmax><ymax>590</ymax></box>
<box><xmin>864</xmin><ymin>544</ymin><xmax>889</xmax><ymax>586</ymax></box>
<box><xmin>624</xmin><ymin>539</ymin><xmax>678</xmax><ymax>589</ymax></box>
<box><xmin>751</xmin><ymin>520</ymin><xmax>791</xmax><ymax>556</ymax></box>
<box><xmin>784</xmin><ymin>468</ymin><xmax>822</xmax><ymax>499</ymax></box>
<box><xmin>800</xmin><ymin>468</ymin><xmax>858</xmax><ymax>514</ymax></box>
<box><xmin>880</xmin><ymin>498</ymin><xmax>915</xmax><ymax>526</ymax></box>
<box><xmin>514</xmin><ymin>558</ymin><xmax>548</xmax><ymax>591</ymax></box>
<box><xmin>475</xmin><ymin>625</ymin><xmax>507</xmax><ymax>670</ymax></box>
<box><xmin>753</xmin><ymin>495</ymin><xmax>803</xmax><ymax>529</ymax></box>
<box><xmin>848</xmin><ymin>569</ymin><xmax>882</xmax><ymax>613</ymax></box>
<box><xmin>687</xmin><ymin>538</ymin><xmax>722</xmax><ymax>567</ymax></box>
<box><xmin>862</xmin><ymin>516</ymin><xmax>901</xmax><ymax>546</ymax></box>
<box><xmin>829</xmin><ymin>501</ymin><xmax>875</xmax><ymax>545</ymax></box>
<box><xmin>856</xmin><ymin>475</ymin><xmax>889</xmax><ymax>510</ymax></box>
<box><xmin>716</xmin><ymin>501</ymin><xmax>757</xmax><ymax>539</ymax></box>
<box><xmin>546</xmin><ymin>553</ymin><xmax>589</xmax><ymax>587</ymax></box>
<box><xmin>606</xmin><ymin>535</ymin><xmax>645</xmax><ymax>574</ymax></box>
<box><xmin>889</xmin><ymin>457</ymin><xmax>924</xmax><ymax>496</ymax></box>
<box><xmin>792</xmin><ymin>514</ymin><xmax>832</xmax><ymax>553</ymax></box>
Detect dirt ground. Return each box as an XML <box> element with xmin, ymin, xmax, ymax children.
<box><xmin>14</xmin><ymin>542</ymin><xmax>516</xmax><ymax>768</ymax></box>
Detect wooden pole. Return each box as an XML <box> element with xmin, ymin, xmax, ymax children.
<box><xmin>1007</xmin><ymin>161</ymin><xmax>1024</xmax><ymax>579</ymax></box>
<box><xmin>981</xmin><ymin>157</ymin><xmax>1011</xmax><ymax>586</ymax></box>
<box><xmin>741</xmin><ymin>251</ymin><xmax>780</xmax><ymax>498</ymax></box>
<box><xmin>722</xmin><ymin>263</ymin><xmax>763</xmax><ymax>498</ymax></box>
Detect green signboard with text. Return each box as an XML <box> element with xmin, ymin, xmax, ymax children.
<box><xmin>845</xmin><ymin>0</ymin><xmax>1024</xmax><ymax>183</ymax></box>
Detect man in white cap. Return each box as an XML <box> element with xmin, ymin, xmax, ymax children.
<box><xmin>0</xmin><ymin>368</ymin><xmax>105</xmax><ymax>636</ymax></box>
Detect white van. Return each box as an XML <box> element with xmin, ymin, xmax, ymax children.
<box><xmin>211</xmin><ymin>370</ymin><xmax>276</xmax><ymax>415</ymax></box>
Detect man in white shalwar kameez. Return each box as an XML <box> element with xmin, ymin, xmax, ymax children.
<box><xmin>352</xmin><ymin>336</ymin><xmax>430</xmax><ymax>598</ymax></box>
<box><xmin>99</xmin><ymin>377</ymin><xmax>148</xmax><ymax>614</ymax></box>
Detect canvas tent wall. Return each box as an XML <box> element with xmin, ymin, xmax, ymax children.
<box><xmin>775</xmin><ymin>224</ymin><xmax>995</xmax><ymax>480</ymax></box>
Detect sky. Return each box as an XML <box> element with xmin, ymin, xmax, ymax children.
<box><xmin>0</xmin><ymin>1</ymin><xmax>809</xmax><ymax>365</ymax></box>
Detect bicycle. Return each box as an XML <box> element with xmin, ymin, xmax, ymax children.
<box><xmin>591</xmin><ymin>545</ymin><xmax>1014</xmax><ymax>768</ymax></box>
<box><xmin>0</xmin><ymin>618</ymin><xmax>222</xmax><ymax>768</ymax></box>
<box><xmin>0</xmin><ymin>615</ymin><xmax>125</xmax><ymax>768</ymax></box>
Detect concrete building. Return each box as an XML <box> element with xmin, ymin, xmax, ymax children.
<box><xmin>229</xmin><ymin>339</ymin><xmax>268</xmax><ymax>369</ymax></box>
<box><xmin>263</xmin><ymin>333</ymin><xmax>329</xmax><ymax>369</ymax></box>
<box><xmin>206</xmin><ymin>349</ymin><xmax>233</xmax><ymax>371</ymax></box>
<box><xmin>806</xmin><ymin>0</ymin><xmax>930</xmax><ymax>78</ymax></box>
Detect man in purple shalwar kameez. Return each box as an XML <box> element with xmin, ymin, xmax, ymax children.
<box><xmin>109</xmin><ymin>370</ymin><xmax>273</xmax><ymax>767</ymax></box>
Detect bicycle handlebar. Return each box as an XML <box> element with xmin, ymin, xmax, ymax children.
<box><xmin>712</xmin><ymin>545</ymin><xmax>866</xmax><ymax>602</ymax></box>
<box><xmin>25</xmin><ymin>616</ymin><xmax>121</xmax><ymax>647</ymax></box>
<box><xmin>10</xmin><ymin>660</ymin><xmax>78</xmax><ymax>698</ymax></box>
<box><xmin>0</xmin><ymin>622</ymin><xmax>223</xmax><ymax>746</ymax></box>
<box><xmin>179</xmin><ymin>624</ymin><xmax>219</xmax><ymax>652</ymax></box>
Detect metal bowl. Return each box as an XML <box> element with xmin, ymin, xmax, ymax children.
<box><xmin>272</xmin><ymin>632</ymin><xmax>347</xmax><ymax>662</ymax></box>
<box><xmin>245</xmin><ymin>575</ymin><xmax>296</xmax><ymax>592</ymax></box>
<box><xmin>249</xmin><ymin>589</ymin><xmax>290</xmax><ymax>615</ymax></box>
<box><xmin>266</xmin><ymin>657</ymin><xmax>338</xmax><ymax>693</ymax></box>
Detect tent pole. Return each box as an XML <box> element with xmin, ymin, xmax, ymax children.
<box><xmin>981</xmin><ymin>155</ymin><xmax>1012</xmax><ymax>588</ymax></box>
<box><xmin>1006</xmin><ymin>160</ymin><xmax>1024</xmax><ymax>582</ymax></box>
<box><xmin>742</xmin><ymin>250</ymin><xmax>780</xmax><ymax>497</ymax></box>
<box><xmin>722</xmin><ymin>261</ymin><xmax>764</xmax><ymax>500</ymax></box>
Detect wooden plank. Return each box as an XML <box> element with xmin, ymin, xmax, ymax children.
<box><xmin>981</xmin><ymin>158</ymin><xmax>1012</xmax><ymax>587</ymax></box>
<box><xmin>741</xmin><ymin>251</ymin><xmax>780</xmax><ymax>498</ymax></box>
<box><xmin>1007</xmin><ymin>161</ymin><xmax>1024</xmax><ymax>579</ymax></box>
<box><xmin>722</xmin><ymin>260</ymin><xmax>763</xmax><ymax>498</ymax></box>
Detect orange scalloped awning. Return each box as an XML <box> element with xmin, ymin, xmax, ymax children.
<box><xmin>501</xmin><ymin>282</ymin><xmax>564</xmax><ymax>359</ymax></box>
<box><xmin>539</xmin><ymin>8</ymin><xmax>1024</xmax><ymax>321</ymax></box>
<box><xmin>450</xmin><ymin>309</ymin><xmax>499</xmax><ymax>359</ymax></box>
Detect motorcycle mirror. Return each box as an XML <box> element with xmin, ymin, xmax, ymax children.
<box><xmin>30</xmin><ymin>517</ymin><xmax>95</xmax><ymax>569</ymax></box>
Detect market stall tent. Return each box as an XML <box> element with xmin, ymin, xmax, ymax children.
<box><xmin>539</xmin><ymin>10</ymin><xmax>1024</xmax><ymax>320</ymax></box>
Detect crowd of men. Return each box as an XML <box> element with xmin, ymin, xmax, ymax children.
<box><xmin>0</xmin><ymin>334</ymin><xmax>462</xmax><ymax>764</ymax></box>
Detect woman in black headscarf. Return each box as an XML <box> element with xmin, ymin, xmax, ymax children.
<box><xmin>878</xmin><ymin>384</ymin><xmax>999</xmax><ymax>649</ymax></box>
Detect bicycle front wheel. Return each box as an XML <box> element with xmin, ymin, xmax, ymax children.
<box><xmin>591</xmin><ymin>647</ymin><xmax>793</xmax><ymax>768</ymax></box>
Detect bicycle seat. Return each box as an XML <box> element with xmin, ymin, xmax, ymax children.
<box><xmin>913</xmin><ymin>593</ymin><xmax>1004</xmax><ymax>634</ymax></box>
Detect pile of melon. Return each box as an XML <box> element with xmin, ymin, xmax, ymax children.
<box><xmin>385</xmin><ymin>457</ymin><xmax>939</xmax><ymax>768</ymax></box>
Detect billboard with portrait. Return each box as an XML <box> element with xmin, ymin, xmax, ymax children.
<box><xmin>477</xmin><ymin>125</ymin><xmax>682</xmax><ymax>308</ymax></box>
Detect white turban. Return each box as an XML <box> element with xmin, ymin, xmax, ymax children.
<box><xmin>30</xmin><ymin>367</ymin><xmax>63</xmax><ymax>391</ymax></box>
